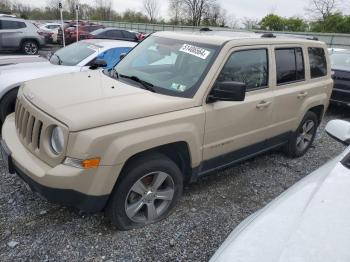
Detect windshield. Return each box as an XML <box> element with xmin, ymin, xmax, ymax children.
<box><xmin>115</xmin><ymin>36</ymin><xmax>219</xmax><ymax>98</ymax></box>
<box><xmin>331</xmin><ymin>52</ymin><xmax>350</xmax><ymax>69</ymax></box>
<box><xmin>49</xmin><ymin>41</ymin><xmax>99</xmax><ymax>66</ymax></box>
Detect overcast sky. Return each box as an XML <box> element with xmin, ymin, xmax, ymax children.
<box><xmin>19</xmin><ymin>0</ymin><xmax>325</xmax><ymax>20</ymax></box>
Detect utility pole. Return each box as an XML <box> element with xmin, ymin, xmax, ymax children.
<box><xmin>75</xmin><ymin>4</ymin><xmax>79</xmax><ymax>42</ymax></box>
<box><xmin>59</xmin><ymin>2</ymin><xmax>65</xmax><ymax>47</ymax></box>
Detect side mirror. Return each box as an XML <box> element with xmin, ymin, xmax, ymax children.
<box><xmin>207</xmin><ymin>81</ymin><xmax>246</xmax><ymax>103</ymax></box>
<box><xmin>120</xmin><ymin>53</ymin><xmax>127</xmax><ymax>60</ymax></box>
<box><xmin>326</xmin><ymin>120</ymin><xmax>350</xmax><ymax>145</ymax></box>
<box><xmin>89</xmin><ymin>59</ymin><xmax>107</xmax><ymax>70</ymax></box>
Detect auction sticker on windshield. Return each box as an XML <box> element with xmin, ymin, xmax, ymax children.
<box><xmin>179</xmin><ymin>44</ymin><xmax>210</xmax><ymax>59</ymax></box>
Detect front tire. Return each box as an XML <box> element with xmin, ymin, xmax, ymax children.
<box><xmin>0</xmin><ymin>88</ymin><xmax>19</xmax><ymax>123</ymax></box>
<box><xmin>284</xmin><ymin>111</ymin><xmax>318</xmax><ymax>158</ymax></box>
<box><xmin>22</xmin><ymin>40</ymin><xmax>39</xmax><ymax>55</ymax></box>
<box><xmin>106</xmin><ymin>153</ymin><xmax>183</xmax><ymax>230</ymax></box>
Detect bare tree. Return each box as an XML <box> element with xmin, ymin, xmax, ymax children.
<box><xmin>94</xmin><ymin>0</ymin><xmax>113</xmax><ymax>20</ymax></box>
<box><xmin>168</xmin><ymin>0</ymin><xmax>183</xmax><ymax>24</ymax></box>
<box><xmin>143</xmin><ymin>0</ymin><xmax>160</xmax><ymax>23</ymax></box>
<box><xmin>306</xmin><ymin>0</ymin><xmax>340</xmax><ymax>20</ymax></box>
<box><xmin>242</xmin><ymin>17</ymin><xmax>259</xmax><ymax>30</ymax></box>
<box><xmin>182</xmin><ymin>0</ymin><xmax>216</xmax><ymax>26</ymax></box>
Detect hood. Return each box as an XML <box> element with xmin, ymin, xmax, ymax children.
<box><xmin>22</xmin><ymin>70</ymin><xmax>196</xmax><ymax>131</ymax></box>
<box><xmin>0</xmin><ymin>62</ymin><xmax>81</xmax><ymax>90</ymax></box>
<box><xmin>211</xmin><ymin>147</ymin><xmax>350</xmax><ymax>262</ymax></box>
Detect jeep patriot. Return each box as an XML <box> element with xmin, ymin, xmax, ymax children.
<box><xmin>1</xmin><ymin>31</ymin><xmax>333</xmax><ymax>230</ymax></box>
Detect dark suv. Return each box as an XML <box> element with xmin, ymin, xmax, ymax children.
<box><xmin>0</xmin><ymin>17</ymin><xmax>46</xmax><ymax>55</ymax></box>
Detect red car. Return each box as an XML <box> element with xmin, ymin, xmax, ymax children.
<box><xmin>58</xmin><ymin>22</ymin><xmax>104</xmax><ymax>45</ymax></box>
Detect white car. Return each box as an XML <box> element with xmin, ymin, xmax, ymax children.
<box><xmin>211</xmin><ymin>119</ymin><xmax>350</xmax><ymax>262</ymax></box>
<box><xmin>39</xmin><ymin>23</ymin><xmax>61</xmax><ymax>43</ymax></box>
<box><xmin>0</xmin><ymin>55</ymin><xmax>46</xmax><ymax>66</ymax></box>
<box><xmin>0</xmin><ymin>39</ymin><xmax>136</xmax><ymax>122</ymax></box>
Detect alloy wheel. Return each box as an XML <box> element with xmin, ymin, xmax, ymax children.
<box><xmin>125</xmin><ymin>171</ymin><xmax>175</xmax><ymax>224</ymax></box>
<box><xmin>24</xmin><ymin>42</ymin><xmax>38</xmax><ymax>55</ymax></box>
<box><xmin>296</xmin><ymin>120</ymin><xmax>315</xmax><ymax>152</ymax></box>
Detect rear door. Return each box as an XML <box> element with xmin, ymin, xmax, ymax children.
<box><xmin>0</xmin><ymin>19</ymin><xmax>26</xmax><ymax>48</ymax></box>
<box><xmin>270</xmin><ymin>46</ymin><xmax>330</xmax><ymax>135</ymax></box>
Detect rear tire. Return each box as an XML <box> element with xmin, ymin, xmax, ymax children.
<box><xmin>106</xmin><ymin>153</ymin><xmax>183</xmax><ymax>230</ymax></box>
<box><xmin>22</xmin><ymin>40</ymin><xmax>39</xmax><ymax>55</ymax></box>
<box><xmin>284</xmin><ymin>111</ymin><xmax>318</xmax><ymax>158</ymax></box>
<box><xmin>0</xmin><ymin>88</ymin><xmax>19</xmax><ymax>123</ymax></box>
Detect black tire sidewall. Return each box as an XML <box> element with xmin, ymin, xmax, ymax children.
<box><xmin>106</xmin><ymin>153</ymin><xmax>183</xmax><ymax>230</ymax></box>
<box><xmin>288</xmin><ymin>111</ymin><xmax>318</xmax><ymax>157</ymax></box>
<box><xmin>0</xmin><ymin>88</ymin><xmax>19</xmax><ymax>123</ymax></box>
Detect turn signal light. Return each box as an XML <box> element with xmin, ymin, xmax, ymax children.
<box><xmin>81</xmin><ymin>158</ymin><xmax>100</xmax><ymax>169</ymax></box>
<box><xmin>64</xmin><ymin>157</ymin><xmax>101</xmax><ymax>169</ymax></box>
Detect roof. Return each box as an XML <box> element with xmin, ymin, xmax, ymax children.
<box><xmin>154</xmin><ymin>30</ymin><xmax>324</xmax><ymax>46</ymax></box>
<box><xmin>80</xmin><ymin>39</ymin><xmax>137</xmax><ymax>48</ymax></box>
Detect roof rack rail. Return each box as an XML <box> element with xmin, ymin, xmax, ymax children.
<box><xmin>262</xmin><ymin>32</ymin><xmax>319</xmax><ymax>41</ymax></box>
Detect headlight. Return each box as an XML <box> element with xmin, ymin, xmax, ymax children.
<box><xmin>50</xmin><ymin>126</ymin><xmax>64</xmax><ymax>155</ymax></box>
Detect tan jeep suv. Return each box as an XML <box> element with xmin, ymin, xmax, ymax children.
<box><xmin>1</xmin><ymin>31</ymin><xmax>333</xmax><ymax>230</ymax></box>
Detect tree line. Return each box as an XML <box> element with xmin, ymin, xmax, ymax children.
<box><xmin>0</xmin><ymin>0</ymin><xmax>349</xmax><ymax>33</ymax></box>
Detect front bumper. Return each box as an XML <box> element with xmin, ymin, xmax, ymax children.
<box><xmin>1</xmin><ymin>114</ymin><xmax>117</xmax><ymax>212</ymax></box>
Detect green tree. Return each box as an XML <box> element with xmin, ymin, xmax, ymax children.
<box><xmin>260</xmin><ymin>14</ymin><xmax>285</xmax><ymax>31</ymax></box>
<box><xmin>284</xmin><ymin>17</ymin><xmax>308</xmax><ymax>32</ymax></box>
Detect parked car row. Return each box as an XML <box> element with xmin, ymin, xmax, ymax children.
<box><xmin>57</xmin><ymin>21</ymin><xmax>145</xmax><ymax>45</ymax></box>
<box><xmin>1</xmin><ymin>29</ymin><xmax>350</xmax><ymax>261</ymax></box>
<box><xmin>0</xmin><ymin>17</ymin><xmax>145</xmax><ymax>55</ymax></box>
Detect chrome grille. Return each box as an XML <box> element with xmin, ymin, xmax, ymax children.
<box><xmin>15</xmin><ymin>99</ymin><xmax>43</xmax><ymax>150</ymax></box>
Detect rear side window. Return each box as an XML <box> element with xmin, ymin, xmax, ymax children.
<box><xmin>0</xmin><ymin>20</ymin><xmax>26</xmax><ymax>29</ymax></box>
<box><xmin>122</xmin><ymin>31</ymin><xmax>136</xmax><ymax>39</ymax></box>
<box><xmin>275</xmin><ymin>48</ymin><xmax>305</xmax><ymax>85</ymax></box>
<box><xmin>308</xmin><ymin>47</ymin><xmax>327</xmax><ymax>78</ymax></box>
<box><xmin>217</xmin><ymin>49</ymin><xmax>268</xmax><ymax>91</ymax></box>
<box><xmin>106</xmin><ymin>30</ymin><xmax>123</xmax><ymax>38</ymax></box>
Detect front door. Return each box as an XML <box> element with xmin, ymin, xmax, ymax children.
<box><xmin>202</xmin><ymin>46</ymin><xmax>276</xmax><ymax>172</ymax></box>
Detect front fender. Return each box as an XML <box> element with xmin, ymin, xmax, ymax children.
<box><xmin>66</xmin><ymin>107</ymin><xmax>206</xmax><ymax>168</ymax></box>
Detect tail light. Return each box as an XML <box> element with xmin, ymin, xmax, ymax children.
<box><xmin>136</xmin><ymin>33</ymin><xmax>145</xmax><ymax>41</ymax></box>
<box><xmin>37</xmin><ymin>31</ymin><xmax>45</xmax><ymax>36</ymax></box>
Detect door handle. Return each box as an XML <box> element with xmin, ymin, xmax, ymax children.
<box><xmin>298</xmin><ymin>91</ymin><xmax>308</xmax><ymax>99</ymax></box>
<box><xmin>256</xmin><ymin>100</ymin><xmax>272</xmax><ymax>109</ymax></box>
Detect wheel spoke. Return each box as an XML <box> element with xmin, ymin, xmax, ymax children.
<box><xmin>151</xmin><ymin>172</ymin><xmax>168</xmax><ymax>190</ymax></box>
<box><xmin>298</xmin><ymin>139</ymin><xmax>305</xmax><ymax>150</ymax></box>
<box><xmin>296</xmin><ymin>136</ymin><xmax>302</xmax><ymax>146</ymax></box>
<box><xmin>304</xmin><ymin>134</ymin><xmax>313</xmax><ymax>142</ymax></box>
<box><xmin>305</xmin><ymin>121</ymin><xmax>315</xmax><ymax>133</ymax></box>
<box><xmin>146</xmin><ymin>202</ymin><xmax>157</xmax><ymax>221</ymax></box>
<box><xmin>126</xmin><ymin>199</ymin><xmax>144</xmax><ymax>218</ymax></box>
<box><xmin>155</xmin><ymin>188</ymin><xmax>174</xmax><ymax>201</ymax></box>
<box><xmin>131</xmin><ymin>180</ymin><xmax>148</xmax><ymax>195</ymax></box>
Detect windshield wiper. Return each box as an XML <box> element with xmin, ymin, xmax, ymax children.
<box><xmin>120</xmin><ymin>74</ymin><xmax>156</xmax><ymax>93</ymax></box>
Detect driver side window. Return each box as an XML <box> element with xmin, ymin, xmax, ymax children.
<box><xmin>217</xmin><ymin>49</ymin><xmax>269</xmax><ymax>92</ymax></box>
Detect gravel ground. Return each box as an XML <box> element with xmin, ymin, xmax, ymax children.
<box><xmin>0</xmin><ymin>105</ymin><xmax>349</xmax><ymax>262</ymax></box>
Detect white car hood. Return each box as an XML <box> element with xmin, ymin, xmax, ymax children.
<box><xmin>211</xmin><ymin>147</ymin><xmax>350</xmax><ymax>262</ymax></box>
<box><xmin>0</xmin><ymin>62</ymin><xmax>82</xmax><ymax>91</ymax></box>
